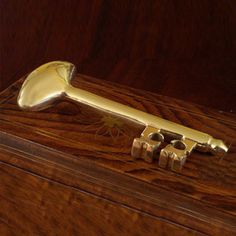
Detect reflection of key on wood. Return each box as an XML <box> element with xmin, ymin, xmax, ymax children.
<box><xmin>17</xmin><ymin>61</ymin><xmax>228</xmax><ymax>172</ymax></box>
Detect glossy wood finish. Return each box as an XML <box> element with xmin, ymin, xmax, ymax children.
<box><xmin>1</xmin><ymin>161</ymin><xmax>200</xmax><ymax>236</ymax></box>
<box><xmin>1</xmin><ymin>0</ymin><xmax>236</xmax><ymax>111</ymax></box>
<box><xmin>0</xmin><ymin>75</ymin><xmax>236</xmax><ymax>235</ymax></box>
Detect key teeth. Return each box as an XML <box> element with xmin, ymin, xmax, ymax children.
<box><xmin>171</xmin><ymin>155</ymin><xmax>187</xmax><ymax>173</ymax></box>
<box><xmin>158</xmin><ymin>150</ymin><xmax>169</xmax><ymax>168</ymax></box>
<box><xmin>131</xmin><ymin>126</ymin><xmax>164</xmax><ymax>163</ymax></box>
<box><xmin>131</xmin><ymin>138</ymin><xmax>142</xmax><ymax>159</ymax></box>
<box><xmin>131</xmin><ymin>126</ymin><xmax>198</xmax><ymax>172</ymax></box>
<box><xmin>159</xmin><ymin>139</ymin><xmax>197</xmax><ymax>172</ymax></box>
<box><xmin>131</xmin><ymin>137</ymin><xmax>161</xmax><ymax>163</ymax></box>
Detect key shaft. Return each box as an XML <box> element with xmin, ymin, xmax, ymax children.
<box><xmin>67</xmin><ymin>85</ymin><xmax>228</xmax><ymax>154</ymax></box>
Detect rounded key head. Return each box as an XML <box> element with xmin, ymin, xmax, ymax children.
<box><xmin>17</xmin><ymin>61</ymin><xmax>76</xmax><ymax>111</ymax></box>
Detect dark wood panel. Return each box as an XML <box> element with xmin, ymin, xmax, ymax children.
<box><xmin>0</xmin><ymin>0</ymin><xmax>236</xmax><ymax>111</ymax></box>
<box><xmin>0</xmin><ymin>161</ymin><xmax>201</xmax><ymax>236</ymax></box>
<box><xmin>0</xmin><ymin>75</ymin><xmax>236</xmax><ymax>235</ymax></box>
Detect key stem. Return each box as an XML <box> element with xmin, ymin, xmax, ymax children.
<box><xmin>66</xmin><ymin>85</ymin><xmax>228</xmax><ymax>154</ymax></box>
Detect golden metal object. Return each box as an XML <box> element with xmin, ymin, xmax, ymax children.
<box><xmin>17</xmin><ymin>61</ymin><xmax>228</xmax><ymax>172</ymax></box>
<box><xmin>132</xmin><ymin>126</ymin><xmax>164</xmax><ymax>163</ymax></box>
<box><xmin>159</xmin><ymin>139</ymin><xmax>197</xmax><ymax>172</ymax></box>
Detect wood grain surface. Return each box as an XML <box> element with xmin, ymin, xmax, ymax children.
<box><xmin>1</xmin><ymin>160</ymin><xmax>201</xmax><ymax>236</ymax></box>
<box><xmin>0</xmin><ymin>0</ymin><xmax>236</xmax><ymax>111</ymax></box>
<box><xmin>0</xmin><ymin>74</ymin><xmax>236</xmax><ymax>235</ymax></box>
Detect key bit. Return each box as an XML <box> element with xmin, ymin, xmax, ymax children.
<box><xmin>132</xmin><ymin>126</ymin><xmax>164</xmax><ymax>163</ymax></box>
<box><xmin>159</xmin><ymin>139</ymin><xmax>197</xmax><ymax>172</ymax></box>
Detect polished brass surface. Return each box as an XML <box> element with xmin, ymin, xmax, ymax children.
<box><xmin>132</xmin><ymin>126</ymin><xmax>164</xmax><ymax>163</ymax></box>
<box><xmin>159</xmin><ymin>139</ymin><xmax>197</xmax><ymax>172</ymax></box>
<box><xmin>17</xmin><ymin>61</ymin><xmax>228</xmax><ymax>171</ymax></box>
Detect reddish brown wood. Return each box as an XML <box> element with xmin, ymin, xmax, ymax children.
<box><xmin>0</xmin><ymin>0</ymin><xmax>236</xmax><ymax>111</ymax></box>
<box><xmin>0</xmin><ymin>75</ymin><xmax>236</xmax><ymax>235</ymax></box>
<box><xmin>1</xmin><ymin>160</ymin><xmax>200</xmax><ymax>236</ymax></box>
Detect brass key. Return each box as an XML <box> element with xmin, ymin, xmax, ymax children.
<box><xmin>17</xmin><ymin>61</ymin><xmax>228</xmax><ymax>172</ymax></box>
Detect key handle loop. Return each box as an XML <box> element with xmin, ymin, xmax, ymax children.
<box><xmin>18</xmin><ymin>61</ymin><xmax>76</xmax><ymax>111</ymax></box>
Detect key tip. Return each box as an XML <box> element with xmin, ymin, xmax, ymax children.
<box><xmin>210</xmin><ymin>138</ymin><xmax>229</xmax><ymax>154</ymax></box>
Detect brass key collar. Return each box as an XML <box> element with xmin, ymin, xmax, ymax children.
<box><xmin>17</xmin><ymin>61</ymin><xmax>228</xmax><ymax>154</ymax></box>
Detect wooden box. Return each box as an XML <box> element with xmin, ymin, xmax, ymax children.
<box><xmin>0</xmin><ymin>74</ymin><xmax>236</xmax><ymax>235</ymax></box>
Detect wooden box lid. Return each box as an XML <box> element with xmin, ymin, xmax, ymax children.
<box><xmin>1</xmin><ymin>74</ymin><xmax>236</xmax><ymax>235</ymax></box>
